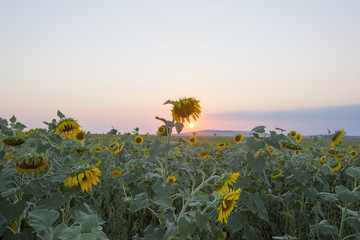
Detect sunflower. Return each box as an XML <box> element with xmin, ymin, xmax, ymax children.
<box><xmin>171</xmin><ymin>97</ymin><xmax>201</xmax><ymax>123</ymax></box>
<box><xmin>56</xmin><ymin>118</ymin><xmax>80</xmax><ymax>138</ymax></box>
<box><xmin>200</xmin><ymin>151</ymin><xmax>209</xmax><ymax>159</ymax></box>
<box><xmin>3</xmin><ymin>136</ymin><xmax>25</xmax><ymax>147</ymax></box>
<box><xmin>14</xmin><ymin>153</ymin><xmax>48</xmax><ymax>174</ymax></box>
<box><xmin>24</xmin><ymin>130</ymin><xmax>35</xmax><ymax>137</ymax></box>
<box><xmin>216</xmin><ymin>173</ymin><xmax>240</xmax><ymax>195</ymax></box>
<box><xmin>234</xmin><ymin>134</ymin><xmax>244</xmax><ymax>143</ymax></box>
<box><xmin>328</xmin><ymin>149</ymin><xmax>339</xmax><ymax>156</ymax></box>
<box><xmin>330</xmin><ymin>162</ymin><xmax>342</xmax><ymax>172</ymax></box>
<box><xmin>167</xmin><ymin>176</ymin><xmax>176</xmax><ymax>184</ymax></box>
<box><xmin>134</xmin><ymin>136</ymin><xmax>143</xmax><ymax>145</ymax></box>
<box><xmin>217</xmin><ymin>142</ymin><xmax>226</xmax><ymax>148</ymax></box>
<box><xmin>158</xmin><ymin>126</ymin><xmax>166</xmax><ymax>135</ymax></box>
<box><xmin>336</xmin><ymin>155</ymin><xmax>345</xmax><ymax>161</ymax></box>
<box><xmin>330</xmin><ymin>129</ymin><xmax>346</xmax><ymax>147</ymax></box>
<box><xmin>288</xmin><ymin>130</ymin><xmax>297</xmax><ymax>138</ymax></box>
<box><xmin>351</xmin><ymin>150</ymin><xmax>357</xmax><ymax>158</ymax></box>
<box><xmin>268</xmin><ymin>146</ymin><xmax>273</xmax><ymax>153</ymax></box>
<box><xmin>131</xmin><ymin>163</ymin><xmax>137</xmax><ymax>167</ymax></box>
<box><xmin>5</xmin><ymin>154</ymin><xmax>14</xmax><ymax>161</ymax></box>
<box><xmin>92</xmin><ymin>145</ymin><xmax>103</xmax><ymax>153</ymax></box>
<box><xmin>73</xmin><ymin>130</ymin><xmax>87</xmax><ymax>142</ymax></box>
<box><xmin>64</xmin><ymin>167</ymin><xmax>101</xmax><ymax>192</ymax></box>
<box><xmin>295</xmin><ymin>133</ymin><xmax>302</xmax><ymax>143</ymax></box>
<box><xmin>91</xmin><ymin>158</ymin><xmax>101</xmax><ymax>166</ymax></box>
<box><xmin>294</xmin><ymin>149</ymin><xmax>301</xmax><ymax>155</ymax></box>
<box><xmin>74</xmin><ymin>146</ymin><xmax>90</xmax><ymax>157</ymax></box>
<box><xmin>110</xmin><ymin>142</ymin><xmax>125</xmax><ymax>154</ymax></box>
<box><xmin>189</xmin><ymin>136</ymin><xmax>197</xmax><ymax>145</ymax></box>
<box><xmin>111</xmin><ymin>169</ymin><xmax>122</xmax><ymax>179</ymax></box>
<box><xmin>217</xmin><ymin>188</ymin><xmax>241</xmax><ymax>224</ymax></box>
<box><xmin>271</xmin><ymin>169</ymin><xmax>283</xmax><ymax>179</ymax></box>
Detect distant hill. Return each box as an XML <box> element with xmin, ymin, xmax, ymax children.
<box><xmin>178</xmin><ymin>129</ymin><xmax>253</xmax><ymax>137</ymax></box>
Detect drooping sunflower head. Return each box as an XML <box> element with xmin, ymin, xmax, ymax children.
<box><xmin>288</xmin><ymin>130</ymin><xmax>297</xmax><ymax>137</ymax></box>
<box><xmin>351</xmin><ymin>150</ymin><xmax>357</xmax><ymax>158</ymax></box>
<box><xmin>200</xmin><ymin>151</ymin><xmax>209</xmax><ymax>159</ymax></box>
<box><xmin>74</xmin><ymin>146</ymin><xmax>90</xmax><ymax>157</ymax></box>
<box><xmin>234</xmin><ymin>134</ymin><xmax>244</xmax><ymax>143</ymax></box>
<box><xmin>63</xmin><ymin>167</ymin><xmax>101</xmax><ymax>192</ymax></box>
<box><xmin>330</xmin><ymin>161</ymin><xmax>342</xmax><ymax>172</ymax></box>
<box><xmin>217</xmin><ymin>188</ymin><xmax>242</xmax><ymax>224</ymax></box>
<box><xmin>158</xmin><ymin>126</ymin><xmax>166</xmax><ymax>135</ymax></box>
<box><xmin>5</xmin><ymin>154</ymin><xmax>14</xmax><ymax>161</ymax></box>
<box><xmin>281</xmin><ymin>141</ymin><xmax>302</xmax><ymax>151</ymax></box>
<box><xmin>56</xmin><ymin>118</ymin><xmax>80</xmax><ymax>138</ymax></box>
<box><xmin>331</xmin><ymin>129</ymin><xmax>346</xmax><ymax>147</ymax></box>
<box><xmin>167</xmin><ymin>176</ymin><xmax>176</xmax><ymax>184</ymax></box>
<box><xmin>171</xmin><ymin>97</ymin><xmax>201</xmax><ymax>123</ymax></box>
<box><xmin>73</xmin><ymin>130</ymin><xmax>87</xmax><ymax>142</ymax></box>
<box><xmin>14</xmin><ymin>153</ymin><xmax>48</xmax><ymax>175</ymax></box>
<box><xmin>295</xmin><ymin>133</ymin><xmax>302</xmax><ymax>143</ymax></box>
<box><xmin>216</xmin><ymin>172</ymin><xmax>240</xmax><ymax>195</ymax></box>
<box><xmin>328</xmin><ymin>148</ymin><xmax>340</xmax><ymax>156</ymax></box>
<box><xmin>3</xmin><ymin>136</ymin><xmax>25</xmax><ymax>147</ymax></box>
<box><xmin>111</xmin><ymin>169</ymin><xmax>122</xmax><ymax>179</ymax></box>
<box><xmin>294</xmin><ymin>149</ymin><xmax>302</xmax><ymax>155</ymax></box>
<box><xmin>24</xmin><ymin>130</ymin><xmax>35</xmax><ymax>137</ymax></box>
<box><xmin>268</xmin><ymin>146</ymin><xmax>274</xmax><ymax>153</ymax></box>
<box><xmin>92</xmin><ymin>145</ymin><xmax>103</xmax><ymax>153</ymax></box>
<box><xmin>134</xmin><ymin>136</ymin><xmax>143</xmax><ymax>145</ymax></box>
<box><xmin>217</xmin><ymin>142</ymin><xmax>226</xmax><ymax>149</ymax></box>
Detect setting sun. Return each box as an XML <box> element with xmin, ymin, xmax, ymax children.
<box><xmin>189</xmin><ymin>123</ymin><xmax>195</xmax><ymax>128</ymax></box>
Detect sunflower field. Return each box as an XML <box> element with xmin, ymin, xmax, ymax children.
<box><xmin>1</xmin><ymin>98</ymin><xmax>360</xmax><ymax>240</ymax></box>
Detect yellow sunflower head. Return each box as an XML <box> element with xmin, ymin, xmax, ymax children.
<box><xmin>330</xmin><ymin>161</ymin><xmax>342</xmax><ymax>172</ymax></box>
<box><xmin>295</xmin><ymin>133</ymin><xmax>302</xmax><ymax>143</ymax></box>
<box><xmin>330</xmin><ymin>129</ymin><xmax>346</xmax><ymax>147</ymax></box>
<box><xmin>158</xmin><ymin>126</ymin><xmax>166</xmax><ymax>135</ymax></box>
<box><xmin>268</xmin><ymin>146</ymin><xmax>274</xmax><ymax>153</ymax></box>
<box><xmin>64</xmin><ymin>167</ymin><xmax>101</xmax><ymax>192</ymax></box>
<box><xmin>217</xmin><ymin>188</ymin><xmax>241</xmax><ymax>224</ymax></box>
<box><xmin>189</xmin><ymin>136</ymin><xmax>197</xmax><ymax>145</ymax></box>
<box><xmin>216</xmin><ymin>172</ymin><xmax>240</xmax><ymax>195</ymax></box>
<box><xmin>351</xmin><ymin>150</ymin><xmax>357</xmax><ymax>158</ymax></box>
<box><xmin>328</xmin><ymin>148</ymin><xmax>339</xmax><ymax>156</ymax></box>
<box><xmin>288</xmin><ymin>130</ymin><xmax>297</xmax><ymax>137</ymax></box>
<box><xmin>14</xmin><ymin>153</ymin><xmax>48</xmax><ymax>175</ymax></box>
<box><xmin>167</xmin><ymin>176</ymin><xmax>176</xmax><ymax>184</ymax></box>
<box><xmin>24</xmin><ymin>130</ymin><xmax>35</xmax><ymax>137</ymax></box>
<box><xmin>171</xmin><ymin>97</ymin><xmax>201</xmax><ymax>123</ymax></box>
<box><xmin>134</xmin><ymin>136</ymin><xmax>143</xmax><ymax>145</ymax></box>
<box><xmin>270</xmin><ymin>169</ymin><xmax>283</xmax><ymax>179</ymax></box>
<box><xmin>217</xmin><ymin>142</ymin><xmax>226</xmax><ymax>149</ymax></box>
<box><xmin>56</xmin><ymin>118</ymin><xmax>80</xmax><ymax>138</ymax></box>
<box><xmin>3</xmin><ymin>136</ymin><xmax>25</xmax><ymax>147</ymax></box>
<box><xmin>92</xmin><ymin>145</ymin><xmax>103</xmax><ymax>153</ymax></box>
<box><xmin>73</xmin><ymin>130</ymin><xmax>87</xmax><ymax>142</ymax></box>
<box><xmin>111</xmin><ymin>169</ymin><xmax>122</xmax><ymax>179</ymax></box>
<box><xmin>234</xmin><ymin>134</ymin><xmax>244</xmax><ymax>143</ymax></box>
<box><xmin>200</xmin><ymin>151</ymin><xmax>209</xmax><ymax>159</ymax></box>
<box><xmin>5</xmin><ymin>154</ymin><xmax>14</xmax><ymax>161</ymax></box>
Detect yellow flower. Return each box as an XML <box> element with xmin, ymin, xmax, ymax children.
<box><xmin>328</xmin><ymin>149</ymin><xmax>339</xmax><ymax>156</ymax></box>
<box><xmin>200</xmin><ymin>151</ymin><xmax>209</xmax><ymax>159</ymax></box>
<box><xmin>217</xmin><ymin>188</ymin><xmax>241</xmax><ymax>224</ymax></box>
<box><xmin>167</xmin><ymin>176</ymin><xmax>176</xmax><ymax>184</ymax></box>
<box><xmin>126</xmin><ymin>132</ymin><xmax>131</xmax><ymax>136</ymax></box>
<box><xmin>288</xmin><ymin>130</ymin><xmax>297</xmax><ymax>137</ymax></box>
<box><xmin>24</xmin><ymin>130</ymin><xmax>35</xmax><ymax>137</ymax></box>
<box><xmin>331</xmin><ymin>162</ymin><xmax>342</xmax><ymax>172</ymax></box>
<box><xmin>92</xmin><ymin>145</ymin><xmax>103</xmax><ymax>153</ymax></box>
<box><xmin>134</xmin><ymin>136</ymin><xmax>143</xmax><ymax>145</ymax></box>
<box><xmin>189</xmin><ymin>136</ymin><xmax>197</xmax><ymax>145</ymax></box>
<box><xmin>3</xmin><ymin>136</ymin><xmax>25</xmax><ymax>147</ymax></box>
<box><xmin>216</xmin><ymin>173</ymin><xmax>240</xmax><ymax>195</ymax></box>
<box><xmin>91</xmin><ymin>158</ymin><xmax>101</xmax><ymax>166</ymax></box>
<box><xmin>131</xmin><ymin>163</ymin><xmax>137</xmax><ymax>167</ymax></box>
<box><xmin>336</xmin><ymin>156</ymin><xmax>345</xmax><ymax>161</ymax></box>
<box><xmin>330</xmin><ymin>129</ymin><xmax>346</xmax><ymax>147</ymax></box>
<box><xmin>5</xmin><ymin>154</ymin><xmax>14</xmax><ymax>161</ymax></box>
<box><xmin>217</xmin><ymin>142</ymin><xmax>226</xmax><ymax>148</ymax></box>
<box><xmin>295</xmin><ymin>133</ymin><xmax>302</xmax><ymax>143</ymax></box>
<box><xmin>14</xmin><ymin>153</ymin><xmax>48</xmax><ymax>174</ymax></box>
<box><xmin>350</xmin><ymin>150</ymin><xmax>357</xmax><ymax>158</ymax></box>
<box><xmin>294</xmin><ymin>149</ymin><xmax>301</xmax><ymax>155</ymax></box>
<box><xmin>271</xmin><ymin>169</ymin><xmax>283</xmax><ymax>179</ymax></box>
<box><xmin>56</xmin><ymin>118</ymin><xmax>80</xmax><ymax>138</ymax></box>
<box><xmin>234</xmin><ymin>134</ymin><xmax>244</xmax><ymax>143</ymax></box>
<box><xmin>110</xmin><ymin>142</ymin><xmax>125</xmax><ymax>154</ymax></box>
<box><xmin>73</xmin><ymin>129</ymin><xmax>87</xmax><ymax>142</ymax></box>
<box><xmin>320</xmin><ymin>156</ymin><xmax>326</xmax><ymax>160</ymax></box>
<box><xmin>144</xmin><ymin>151</ymin><xmax>149</xmax><ymax>157</ymax></box>
<box><xmin>312</xmin><ymin>165</ymin><xmax>317</xmax><ymax>170</ymax></box>
<box><xmin>64</xmin><ymin>167</ymin><xmax>101</xmax><ymax>192</ymax></box>
<box><xmin>158</xmin><ymin>126</ymin><xmax>166</xmax><ymax>135</ymax></box>
<box><xmin>171</xmin><ymin>97</ymin><xmax>201</xmax><ymax>123</ymax></box>
<box><xmin>267</xmin><ymin>146</ymin><xmax>273</xmax><ymax>153</ymax></box>
<box><xmin>111</xmin><ymin>169</ymin><xmax>122</xmax><ymax>178</ymax></box>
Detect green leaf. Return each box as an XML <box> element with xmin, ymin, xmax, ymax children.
<box><xmin>143</xmin><ymin>224</ymin><xmax>165</xmax><ymax>240</ymax></box>
<box><xmin>175</xmin><ymin>122</ymin><xmax>184</xmax><ymax>134</ymax></box>
<box><xmin>335</xmin><ymin>185</ymin><xmax>360</xmax><ymax>204</ymax></box>
<box><xmin>57</xmin><ymin>110</ymin><xmax>65</xmax><ymax>119</ymax></box>
<box><xmin>178</xmin><ymin>217</ymin><xmax>196</xmax><ymax>239</ymax></box>
<box><xmin>345</xmin><ymin>167</ymin><xmax>360</xmax><ymax>181</ymax></box>
<box><xmin>75</xmin><ymin>211</ymin><xmax>99</xmax><ymax>233</ymax></box>
<box><xmin>0</xmin><ymin>200</ymin><xmax>26</xmax><ymax>222</ymax></box>
<box><xmin>318</xmin><ymin>192</ymin><xmax>339</xmax><ymax>203</ymax></box>
<box><xmin>130</xmin><ymin>193</ymin><xmax>152</xmax><ymax>212</ymax></box>
<box><xmin>149</xmin><ymin>139</ymin><xmax>170</xmax><ymax>156</ymax></box>
<box><xmin>195</xmin><ymin>211</ymin><xmax>209</xmax><ymax>231</ymax></box>
<box><xmin>53</xmin><ymin>223</ymin><xmax>68</xmax><ymax>240</ymax></box>
<box><xmin>29</xmin><ymin>209</ymin><xmax>60</xmax><ymax>232</ymax></box>
<box><xmin>164</xmin><ymin>221</ymin><xmax>177</xmax><ymax>239</ymax></box>
<box><xmin>252</xmin><ymin>126</ymin><xmax>266</xmax><ymax>133</ymax></box>
<box><xmin>10</xmin><ymin>115</ymin><xmax>17</xmax><ymax>124</ymax></box>
<box><xmin>14</xmin><ymin>122</ymin><xmax>26</xmax><ymax>131</ymax></box>
<box><xmin>246</xmin><ymin>137</ymin><xmax>265</xmax><ymax>151</ymax></box>
<box><xmin>246</xmin><ymin>153</ymin><xmax>266</xmax><ymax>172</ymax></box>
<box><xmin>151</xmin><ymin>196</ymin><xmax>173</xmax><ymax>209</ymax></box>
<box><xmin>227</xmin><ymin>212</ymin><xmax>248</xmax><ymax>232</ymax></box>
<box><xmin>152</xmin><ymin>181</ymin><xmax>174</xmax><ymax>197</ymax></box>
<box><xmin>57</xmin><ymin>226</ymin><xmax>82</xmax><ymax>240</ymax></box>
<box><xmin>38</xmin><ymin>192</ymin><xmax>70</xmax><ymax>210</ymax></box>
<box><xmin>235</xmin><ymin>176</ymin><xmax>252</xmax><ymax>190</ymax></box>
<box><xmin>303</xmin><ymin>187</ymin><xmax>319</xmax><ymax>202</ymax></box>
<box><xmin>239</xmin><ymin>192</ymin><xmax>269</xmax><ymax>222</ymax></box>
<box><xmin>310</xmin><ymin>220</ymin><xmax>338</xmax><ymax>236</ymax></box>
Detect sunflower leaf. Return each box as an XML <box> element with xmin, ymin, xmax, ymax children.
<box><xmin>0</xmin><ymin>200</ymin><xmax>26</xmax><ymax>222</ymax></box>
<box><xmin>28</xmin><ymin>209</ymin><xmax>59</xmax><ymax>232</ymax></box>
<box><xmin>10</xmin><ymin>115</ymin><xmax>17</xmax><ymax>124</ymax></box>
<box><xmin>130</xmin><ymin>193</ymin><xmax>152</xmax><ymax>212</ymax></box>
<box><xmin>178</xmin><ymin>217</ymin><xmax>196</xmax><ymax>239</ymax></box>
<box><xmin>252</xmin><ymin>126</ymin><xmax>266</xmax><ymax>133</ymax></box>
<box><xmin>195</xmin><ymin>211</ymin><xmax>209</xmax><ymax>231</ymax></box>
<box><xmin>57</xmin><ymin>110</ymin><xmax>65</xmax><ymax>119</ymax></box>
<box><xmin>345</xmin><ymin>167</ymin><xmax>360</xmax><ymax>181</ymax></box>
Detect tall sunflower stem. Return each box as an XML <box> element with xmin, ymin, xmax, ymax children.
<box><xmin>338</xmin><ymin>203</ymin><xmax>349</xmax><ymax>240</ymax></box>
<box><xmin>16</xmin><ymin>172</ymin><xmax>25</xmax><ymax>233</ymax></box>
<box><xmin>63</xmin><ymin>196</ymin><xmax>72</xmax><ymax>224</ymax></box>
<box><xmin>201</xmin><ymin>199</ymin><xmax>217</xmax><ymax>214</ymax></box>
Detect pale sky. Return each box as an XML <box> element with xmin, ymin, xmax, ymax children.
<box><xmin>1</xmin><ymin>1</ymin><xmax>360</xmax><ymax>135</ymax></box>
